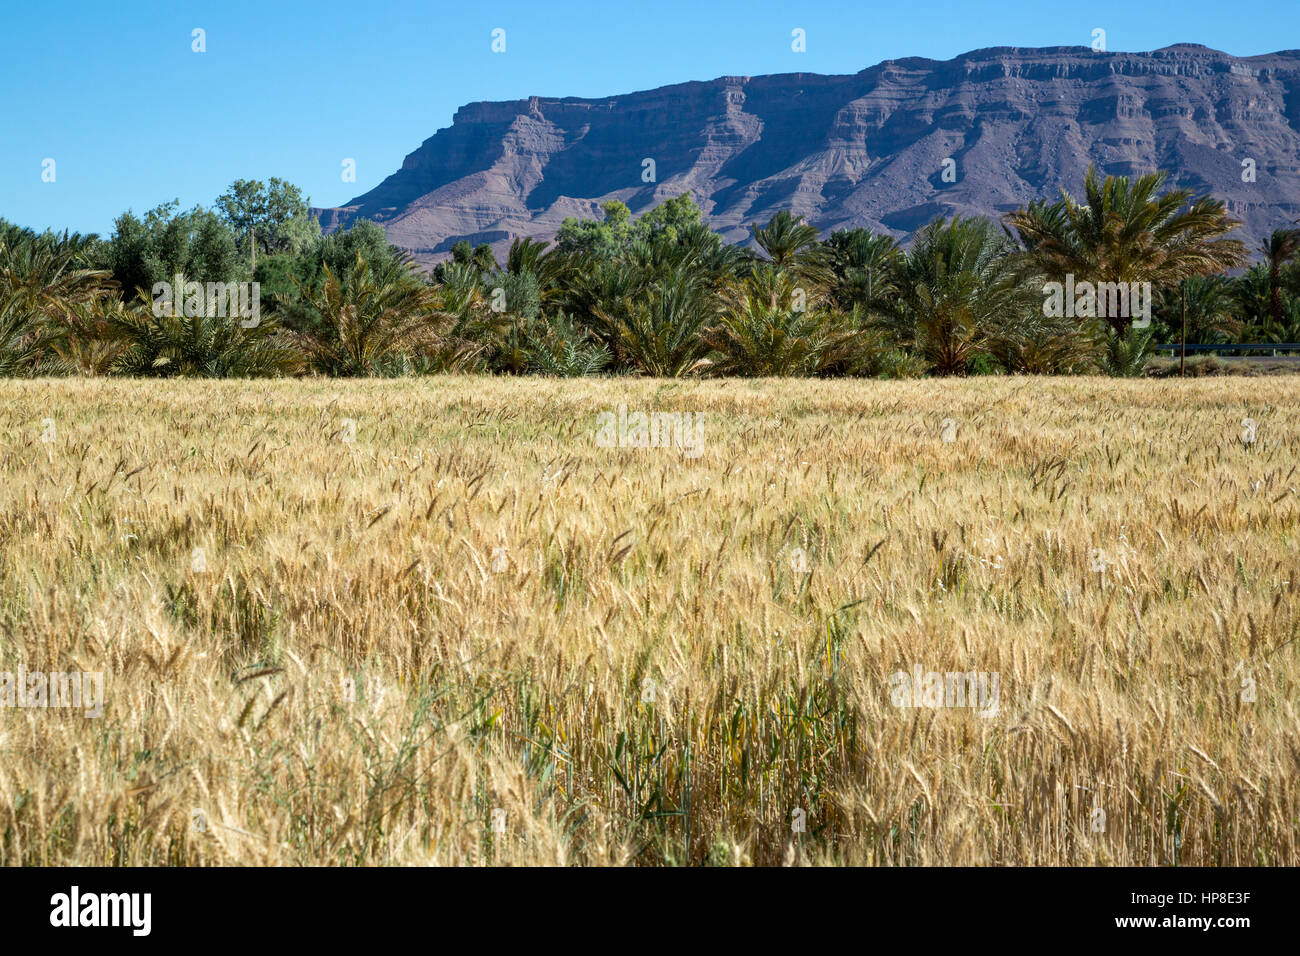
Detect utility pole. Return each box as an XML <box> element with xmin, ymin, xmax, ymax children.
<box><xmin>1180</xmin><ymin>283</ymin><xmax>1187</xmax><ymax>377</ymax></box>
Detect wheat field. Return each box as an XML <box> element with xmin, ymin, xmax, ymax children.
<box><xmin>0</xmin><ymin>375</ymin><xmax>1297</xmax><ymax>866</ymax></box>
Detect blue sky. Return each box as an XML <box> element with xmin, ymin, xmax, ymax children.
<box><xmin>4</xmin><ymin>0</ymin><xmax>1298</xmax><ymax>236</ymax></box>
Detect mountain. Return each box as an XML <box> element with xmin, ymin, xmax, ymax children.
<box><xmin>313</xmin><ymin>44</ymin><xmax>1300</xmax><ymax>264</ymax></box>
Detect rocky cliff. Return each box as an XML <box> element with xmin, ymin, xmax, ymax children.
<box><xmin>314</xmin><ymin>44</ymin><xmax>1300</xmax><ymax>263</ymax></box>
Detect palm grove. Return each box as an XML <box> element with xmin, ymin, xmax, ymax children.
<box><xmin>4</xmin><ymin>167</ymin><xmax>1298</xmax><ymax>379</ymax></box>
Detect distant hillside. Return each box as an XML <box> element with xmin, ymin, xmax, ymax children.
<box><xmin>314</xmin><ymin>44</ymin><xmax>1300</xmax><ymax>264</ymax></box>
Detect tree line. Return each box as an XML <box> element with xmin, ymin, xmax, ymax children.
<box><xmin>3</xmin><ymin>166</ymin><xmax>1299</xmax><ymax>379</ymax></box>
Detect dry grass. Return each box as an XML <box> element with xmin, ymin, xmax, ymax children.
<box><xmin>0</xmin><ymin>375</ymin><xmax>1297</xmax><ymax>866</ymax></box>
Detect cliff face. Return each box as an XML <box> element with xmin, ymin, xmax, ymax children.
<box><xmin>314</xmin><ymin>44</ymin><xmax>1300</xmax><ymax>263</ymax></box>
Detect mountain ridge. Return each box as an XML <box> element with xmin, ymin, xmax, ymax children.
<box><xmin>313</xmin><ymin>44</ymin><xmax>1300</xmax><ymax>265</ymax></box>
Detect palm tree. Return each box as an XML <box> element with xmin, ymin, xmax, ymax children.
<box><xmin>0</xmin><ymin>226</ymin><xmax>115</xmax><ymax>374</ymax></box>
<box><xmin>41</xmin><ymin>296</ymin><xmax>130</xmax><ymax>376</ymax></box>
<box><xmin>516</xmin><ymin>311</ymin><xmax>611</xmax><ymax>377</ymax></box>
<box><xmin>1007</xmin><ymin>165</ymin><xmax>1247</xmax><ymax>338</ymax></box>
<box><xmin>428</xmin><ymin>260</ymin><xmax>510</xmax><ymax>371</ymax></box>
<box><xmin>1231</xmin><ymin>264</ymin><xmax>1272</xmax><ymax>330</ymax></box>
<box><xmin>750</xmin><ymin>211</ymin><xmax>819</xmax><ymax>267</ymax></box>
<box><xmin>1157</xmin><ymin>275</ymin><xmax>1239</xmax><ymax>345</ymax></box>
<box><xmin>882</xmin><ymin>216</ymin><xmax>1039</xmax><ymax>376</ymax></box>
<box><xmin>1095</xmin><ymin>325</ymin><xmax>1157</xmax><ymax>377</ymax></box>
<box><xmin>283</xmin><ymin>253</ymin><xmax>442</xmax><ymax>376</ymax></box>
<box><xmin>749</xmin><ymin>211</ymin><xmax>833</xmax><ymax>294</ymax></box>
<box><xmin>505</xmin><ymin>237</ymin><xmax>576</xmax><ymax>312</ymax></box>
<box><xmin>0</xmin><ymin>290</ymin><xmax>49</xmax><ymax>375</ymax></box>
<box><xmin>0</xmin><ymin>227</ymin><xmax>113</xmax><ymax>323</ymax></box>
<box><xmin>825</xmin><ymin>228</ymin><xmax>902</xmax><ymax>313</ymax></box>
<box><xmin>590</xmin><ymin>266</ymin><xmax>716</xmax><ymax>377</ymax></box>
<box><xmin>1244</xmin><ymin>297</ymin><xmax>1300</xmax><ymax>345</ymax></box>
<box><xmin>705</xmin><ymin>266</ymin><xmax>863</xmax><ymax>376</ymax></box>
<box><xmin>109</xmin><ymin>281</ymin><xmax>300</xmax><ymax>377</ymax></box>
<box><xmin>561</xmin><ymin>255</ymin><xmax>651</xmax><ymax>343</ymax></box>
<box><xmin>1259</xmin><ymin>227</ymin><xmax>1300</xmax><ymax>329</ymax></box>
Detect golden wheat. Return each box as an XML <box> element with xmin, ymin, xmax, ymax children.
<box><xmin>0</xmin><ymin>375</ymin><xmax>1296</xmax><ymax>866</ymax></box>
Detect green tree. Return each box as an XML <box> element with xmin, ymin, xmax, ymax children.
<box><xmin>216</xmin><ymin>178</ymin><xmax>315</xmax><ymax>271</ymax></box>
<box><xmin>883</xmin><ymin>216</ymin><xmax>1039</xmax><ymax>376</ymax></box>
<box><xmin>107</xmin><ymin>275</ymin><xmax>297</xmax><ymax>378</ymax></box>
<box><xmin>1259</xmin><ymin>227</ymin><xmax>1300</xmax><ymax>330</ymax></box>
<box><xmin>282</xmin><ymin>253</ymin><xmax>443</xmax><ymax>376</ymax></box>
<box><xmin>556</xmin><ymin>200</ymin><xmax>636</xmax><ymax>258</ymax></box>
<box><xmin>1154</xmin><ymin>276</ymin><xmax>1239</xmax><ymax>345</ymax></box>
<box><xmin>590</xmin><ymin>266</ymin><xmax>716</xmax><ymax>376</ymax></box>
<box><xmin>271</xmin><ymin>219</ymin><xmax>401</xmax><ymax>327</ymax></box>
<box><xmin>471</xmin><ymin>243</ymin><xmax>498</xmax><ymax>273</ymax></box>
<box><xmin>749</xmin><ymin>211</ymin><xmax>834</xmax><ymax>301</ymax></box>
<box><xmin>1008</xmin><ymin>165</ymin><xmax>1247</xmax><ymax>338</ymax></box>
<box><xmin>633</xmin><ymin>192</ymin><xmax>713</xmax><ymax>247</ymax></box>
<box><xmin>825</xmin><ymin>228</ymin><xmax>902</xmax><ymax>313</ymax></box>
<box><xmin>706</xmin><ymin>266</ymin><xmax>862</xmax><ymax>376</ymax></box>
<box><xmin>99</xmin><ymin>202</ymin><xmax>243</xmax><ymax>302</ymax></box>
<box><xmin>483</xmin><ymin>268</ymin><xmax>540</xmax><ymax>321</ymax></box>
<box><xmin>100</xmin><ymin>210</ymin><xmax>163</xmax><ymax>296</ymax></box>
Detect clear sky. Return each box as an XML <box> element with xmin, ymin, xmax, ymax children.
<box><xmin>4</xmin><ymin>0</ymin><xmax>1298</xmax><ymax>236</ymax></box>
